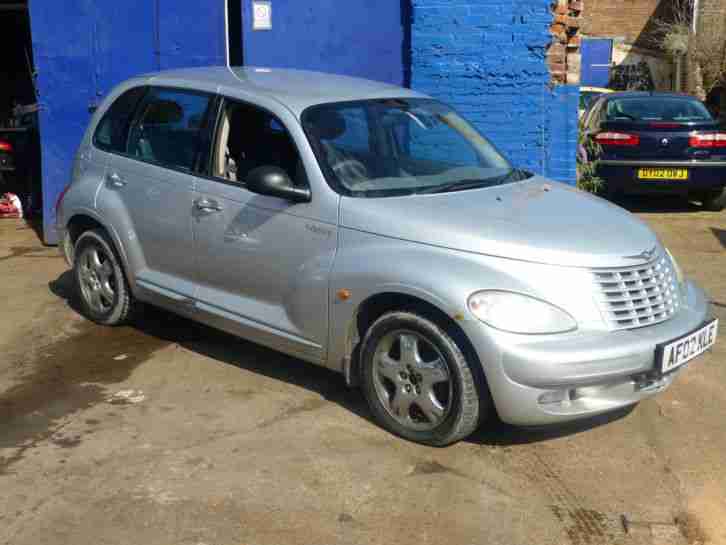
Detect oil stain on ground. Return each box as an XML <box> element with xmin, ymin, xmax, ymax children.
<box><xmin>0</xmin><ymin>307</ymin><xmax>198</xmax><ymax>474</ymax></box>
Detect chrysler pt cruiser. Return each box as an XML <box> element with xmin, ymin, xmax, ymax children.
<box><xmin>56</xmin><ymin>68</ymin><xmax>718</xmax><ymax>446</ymax></box>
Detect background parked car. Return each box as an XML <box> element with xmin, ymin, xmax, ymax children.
<box><xmin>0</xmin><ymin>137</ymin><xmax>14</xmax><ymax>179</ymax></box>
<box><xmin>580</xmin><ymin>91</ymin><xmax>726</xmax><ymax>211</ymax></box>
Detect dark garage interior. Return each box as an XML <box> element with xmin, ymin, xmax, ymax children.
<box><xmin>0</xmin><ymin>0</ymin><xmax>41</xmax><ymax>218</ymax></box>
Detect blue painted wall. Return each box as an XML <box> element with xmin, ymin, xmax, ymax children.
<box><xmin>241</xmin><ymin>0</ymin><xmax>406</xmax><ymax>86</ymax></box>
<box><xmin>410</xmin><ymin>0</ymin><xmax>578</xmax><ymax>185</ymax></box>
<box><xmin>30</xmin><ymin>0</ymin><xmax>579</xmax><ymax>243</ymax></box>
<box><xmin>29</xmin><ymin>0</ymin><xmax>226</xmax><ymax>243</ymax></box>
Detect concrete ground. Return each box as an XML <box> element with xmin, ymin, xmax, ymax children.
<box><xmin>1</xmin><ymin>198</ymin><xmax>724</xmax><ymax>545</ymax></box>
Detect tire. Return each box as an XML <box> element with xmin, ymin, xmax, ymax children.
<box><xmin>359</xmin><ymin>311</ymin><xmax>484</xmax><ymax>446</ymax></box>
<box><xmin>699</xmin><ymin>188</ymin><xmax>726</xmax><ymax>212</ymax></box>
<box><xmin>73</xmin><ymin>229</ymin><xmax>134</xmax><ymax>326</ymax></box>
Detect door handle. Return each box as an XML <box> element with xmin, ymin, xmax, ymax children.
<box><xmin>194</xmin><ymin>198</ymin><xmax>223</xmax><ymax>212</ymax></box>
<box><xmin>107</xmin><ymin>172</ymin><xmax>127</xmax><ymax>188</ymax></box>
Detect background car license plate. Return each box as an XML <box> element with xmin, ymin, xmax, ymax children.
<box><xmin>638</xmin><ymin>168</ymin><xmax>689</xmax><ymax>180</ymax></box>
<box><xmin>657</xmin><ymin>319</ymin><xmax>718</xmax><ymax>374</ymax></box>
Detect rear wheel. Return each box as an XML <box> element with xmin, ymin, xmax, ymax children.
<box><xmin>360</xmin><ymin>311</ymin><xmax>483</xmax><ymax>446</ymax></box>
<box><xmin>73</xmin><ymin>229</ymin><xmax>134</xmax><ymax>325</ymax></box>
<box><xmin>698</xmin><ymin>188</ymin><xmax>726</xmax><ymax>211</ymax></box>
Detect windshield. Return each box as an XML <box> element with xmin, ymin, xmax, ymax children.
<box><xmin>302</xmin><ymin>98</ymin><xmax>521</xmax><ymax>197</ymax></box>
<box><xmin>605</xmin><ymin>97</ymin><xmax>712</xmax><ymax>122</ymax></box>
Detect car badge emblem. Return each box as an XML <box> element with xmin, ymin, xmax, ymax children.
<box><xmin>660</xmin><ymin>138</ymin><xmax>670</xmax><ymax>147</ymax></box>
<box><xmin>624</xmin><ymin>246</ymin><xmax>657</xmax><ymax>261</ymax></box>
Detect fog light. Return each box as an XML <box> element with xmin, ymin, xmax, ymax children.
<box><xmin>538</xmin><ymin>389</ymin><xmax>572</xmax><ymax>405</ymax></box>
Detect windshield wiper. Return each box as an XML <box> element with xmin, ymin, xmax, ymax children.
<box><xmin>415</xmin><ymin>169</ymin><xmax>528</xmax><ymax>195</ymax></box>
<box><xmin>415</xmin><ymin>178</ymin><xmax>490</xmax><ymax>195</ymax></box>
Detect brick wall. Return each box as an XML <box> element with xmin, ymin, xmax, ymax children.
<box><xmin>410</xmin><ymin>0</ymin><xmax>578</xmax><ymax>185</ymax></box>
<box><xmin>581</xmin><ymin>0</ymin><xmax>672</xmax><ymax>48</ymax></box>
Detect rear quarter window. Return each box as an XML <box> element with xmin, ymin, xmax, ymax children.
<box><xmin>93</xmin><ymin>87</ymin><xmax>147</xmax><ymax>153</ymax></box>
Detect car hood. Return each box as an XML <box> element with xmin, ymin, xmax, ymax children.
<box><xmin>339</xmin><ymin>177</ymin><xmax>660</xmax><ymax>268</ymax></box>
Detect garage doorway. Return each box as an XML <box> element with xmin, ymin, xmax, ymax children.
<box><xmin>0</xmin><ymin>0</ymin><xmax>41</xmax><ymax>220</ymax></box>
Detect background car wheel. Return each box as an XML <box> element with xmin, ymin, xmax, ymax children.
<box><xmin>699</xmin><ymin>188</ymin><xmax>726</xmax><ymax>212</ymax></box>
<box><xmin>73</xmin><ymin>229</ymin><xmax>134</xmax><ymax>326</ymax></box>
<box><xmin>360</xmin><ymin>311</ymin><xmax>484</xmax><ymax>446</ymax></box>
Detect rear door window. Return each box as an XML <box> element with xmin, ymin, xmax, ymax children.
<box><xmin>127</xmin><ymin>87</ymin><xmax>214</xmax><ymax>172</ymax></box>
<box><xmin>93</xmin><ymin>87</ymin><xmax>147</xmax><ymax>153</ymax></box>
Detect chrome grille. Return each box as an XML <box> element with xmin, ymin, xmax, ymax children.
<box><xmin>592</xmin><ymin>255</ymin><xmax>680</xmax><ymax>331</ymax></box>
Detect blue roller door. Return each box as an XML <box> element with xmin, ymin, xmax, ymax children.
<box><xmin>29</xmin><ymin>0</ymin><xmax>226</xmax><ymax>243</ymax></box>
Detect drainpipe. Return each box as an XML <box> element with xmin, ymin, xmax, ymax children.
<box><xmin>693</xmin><ymin>0</ymin><xmax>700</xmax><ymax>33</ymax></box>
<box><xmin>675</xmin><ymin>55</ymin><xmax>683</xmax><ymax>91</ymax></box>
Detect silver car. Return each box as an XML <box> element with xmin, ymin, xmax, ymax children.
<box><xmin>56</xmin><ymin>67</ymin><xmax>718</xmax><ymax>446</ymax></box>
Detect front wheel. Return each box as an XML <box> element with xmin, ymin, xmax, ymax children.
<box><xmin>360</xmin><ymin>311</ymin><xmax>484</xmax><ymax>446</ymax></box>
<box><xmin>698</xmin><ymin>188</ymin><xmax>726</xmax><ymax>212</ymax></box>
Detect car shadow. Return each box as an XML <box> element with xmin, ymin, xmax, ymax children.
<box><xmin>49</xmin><ymin>270</ymin><xmax>639</xmax><ymax>447</ymax></box>
<box><xmin>609</xmin><ymin>194</ymin><xmax>703</xmax><ymax>214</ymax></box>
<box><xmin>465</xmin><ymin>404</ymin><xmax>636</xmax><ymax>446</ymax></box>
<box><xmin>48</xmin><ymin>270</ymin><xmax>372</xmax><ymax>423</ymax></box>
<box><xmin>711</xmin><ymin>228</ymin><xmax>726</xmax><ymax>250</ymax></box>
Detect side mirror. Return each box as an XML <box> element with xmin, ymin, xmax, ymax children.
<box><xmin>246</xmin><ymin>166</ymin><xmax>311</xmax><ymax>203</ymax></box>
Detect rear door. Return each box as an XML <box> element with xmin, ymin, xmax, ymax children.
<box><xmin>96</xmin><ymin>86</ymin><xmax>215</xmax><ymax>304</ymax></box>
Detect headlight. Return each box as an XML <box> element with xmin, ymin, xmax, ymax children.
<box><xmin>665</xmin><ymin>247</ymin><xmax>684</xmax><ymax>285</ymax></box>
<box><xmin>468</xmin><ymin>290</ymin><xmax>577</xmax><ymax>334</ymax></box>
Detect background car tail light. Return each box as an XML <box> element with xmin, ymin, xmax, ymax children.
<box><xmin>689</xmin><ymin>133</ymin><xmax>726</xmax><ymax>148</ymax></box>
<box><xmin>595</xmin><ymin>132</ymin><xmax>640</xmax><ymax>146</ymax></box>
<box><xmin>0</xmin><ymin>141</ymin><xmax>12</xmax><ymax>152</ymax></box>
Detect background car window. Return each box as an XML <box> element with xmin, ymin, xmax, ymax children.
<box><xmin>93</xmin><ymin>87</ymin><xmax>147</xmax><ymax>153</ymax></box>
<box><xmin>214</xmin><ymin>100</ymin><xmax>307</xmax><ymax>187</ymax></box>
<box><xmin>605</xmin><ymin>97</ymin><xmax>712</xmax><ymax>122</ymax></box>
<box><xmin>127</xmin><ymin>87</ymin><xmax>213</xmax><ymax>172</ymax></box>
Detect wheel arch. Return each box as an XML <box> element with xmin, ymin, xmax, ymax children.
<box><xmin>342</xmin><ymin>291</ymin><xmax>487</xmax><ymax>395</ymax></box>
<box><xmin>65</xmin><ymin>212</ymin><xmax>129</xmax><ymax>275</ymax></box>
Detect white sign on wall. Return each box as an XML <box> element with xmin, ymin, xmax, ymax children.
<box><xmin>252</xmin><ymin>1</ymin><xmax>272</xmax><ymax>31</ymax></box>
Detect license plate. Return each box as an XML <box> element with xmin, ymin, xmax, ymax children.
<box><xmin>637</xmin><ymin>168</ymin><xmax>689</xmax><ymax>180</ymax></box>
<box><xmin>657</xmin><ymin>319</ymin><xmax>718</xmax><ymax>374</ymax></box>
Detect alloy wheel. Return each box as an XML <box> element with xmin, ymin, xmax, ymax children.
<box><xmin>78</xmin><ymin>245</ymin><xmax>116</xmax><ymax>315</ymax></box>
<box><xmin>372</xmin><ymin>329</ymin><xmax>453</xmax><ymax>431</ymax></box>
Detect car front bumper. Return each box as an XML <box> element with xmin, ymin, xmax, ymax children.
<box><xmin>597</xmin><ymin>160</ymin><xmax>726</xmax><ymax>195</ymax></box>
<box><xmin>461</xmin><ymin>280</ymin><xmax>712</xmax><ymax>426</ymax></box>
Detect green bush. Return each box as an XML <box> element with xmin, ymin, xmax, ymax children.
<box><xmin>576</xmin><ymin>134</ymin><xmax>605</xmax><ymax>194</ymax></box>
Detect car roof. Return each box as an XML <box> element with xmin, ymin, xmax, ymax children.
<box><xmin>601</xmin><ymin>91</ymin><xmax>700</xmax><ymax>101</ymax></box>
<box><xmin>141</xmin><ymin>66</ymin><xmax>429</xmax><ymax>116</ymax></box>
<box><xmin>580</xmin><ymin>86</ymin><xmax>613</xmax><ymax>93</ymax></box>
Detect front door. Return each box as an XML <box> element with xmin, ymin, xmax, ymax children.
<box><xmin>192</xmin><ymin>99</ymin><xmax>337</xmax><ymax>363</ymax></box>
